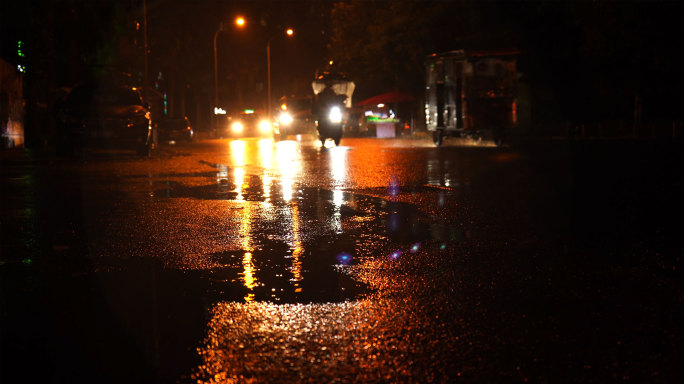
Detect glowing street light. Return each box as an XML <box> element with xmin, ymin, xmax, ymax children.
<box><xmin>267</xmin><ymin>28</ymin><xmax>294</xmax><ymax>122</ymax></box>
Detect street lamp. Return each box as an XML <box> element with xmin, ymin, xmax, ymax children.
<box><xmin>267</xmin><ymin>28</ymin><xmax>294</xmax><ymax>122</ymax></box>
<box><xmin>214</xmin><ymin>17</ymin><xmax>246</xmax><ymax>129</ymax></box>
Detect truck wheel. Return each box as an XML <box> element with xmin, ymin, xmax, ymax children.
<box><xmin>433</xmin><ymin>130</ymin><xmax>444</xmax><ymax>146</ymax></box>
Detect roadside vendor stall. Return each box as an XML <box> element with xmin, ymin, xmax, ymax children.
<box><xmin>355</xmin><ymin>91</ymin><xmax>414</xmax><ymax>138</ymax></box>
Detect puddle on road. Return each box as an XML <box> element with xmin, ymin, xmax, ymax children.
<box><xmin>147</xmin><ymin>161</ymin><xmax>465</xmax><ymax>304</ymax></box>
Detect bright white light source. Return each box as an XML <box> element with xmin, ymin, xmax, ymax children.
<box><xmin>214</xmin><ymin>107</ymin><xmax>227</xmax><ymax>115</ymax></box>
<box><xmin>231</xmin><ymin>121</ymin><xmax>243</xmax><ymax>133</ymax></box>
<box><xmin>259</xmin><ymin>120</ymin><xmax>271</xmax><ymax>132</ymax></box>
<box><xmin>279</xmin><ymin>112</ymin><xmax>293</xmax><ymax>125</ymax></box>
<box><xmin>328</xmin><ymin>106</ymin><xmax>342</xmax><ymax>123</ymax></box>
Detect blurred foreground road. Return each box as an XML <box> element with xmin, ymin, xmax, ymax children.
<box><xmin>1</xmin><ymin>135</ymin><xmax>682</xmax><ymax>383</ymax></box>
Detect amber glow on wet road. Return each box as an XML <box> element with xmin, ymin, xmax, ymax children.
<box><xmin>186</xmin><ymin>138</ymin><xmax>472</xmax><ymax>382</ymax></box>
<box><xmin>1</xmin><ymin>137</ymin><xmax>679</xmax><ymax>383</ymax></box>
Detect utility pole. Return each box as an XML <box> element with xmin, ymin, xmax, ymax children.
<box><xmin>143</xmin><ymin>0</ymin><xmax>149</xmax><ymax>105</ymax></box>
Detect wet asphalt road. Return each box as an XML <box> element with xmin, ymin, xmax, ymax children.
<box><xmin>1</xmin><ymin>135</ymin><xmax>682</xmax><ymax>383</ymax></box>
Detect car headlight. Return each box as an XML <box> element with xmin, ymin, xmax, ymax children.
<box><xmin>258</xmin><ymin>120</ymin><xmax>271</xmax><ymax>133</ymax></box>
<box><xmin>279</xmin><ymin>112</ymin><xmax>293</xmax><ymax>125</ymax></box>
<box><xmin>231</xmin><ymin>121</ymin><xmax>244</xmax><ymax>133</ymax></box>
<box><xmin>328</xmin><ymin>106</ymin><xmax>342</xmax><ymax>124</ymax></box>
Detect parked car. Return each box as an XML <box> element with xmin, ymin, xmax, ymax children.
<box><xmin>218</xmin><ymin>110</ymin><xmax>272</xmax><ymax>138</ymax></box>
<box><xmin>56</xmin><ymin>83</ymin><xmax>153</xmax><ymax>155</ymax></box>
<box><xmin>157</xmin><ymin>117</ymin><xmax>194</xmax><ymax>143</ymax></box>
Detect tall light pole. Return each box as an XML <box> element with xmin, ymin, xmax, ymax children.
<box><xmin>143</xmin><ymin>0</ymin><xmax>149</xmax><ymax>105</ymax></box>
<box><xmin>267</xmin><ymin>28</ymin><xmax>293</xmax><ymax>122</ymax></box>
<box><xmin>213</xmin><ymin>17</ymin><xmax>245</xmax><ymax>130</ymax></box>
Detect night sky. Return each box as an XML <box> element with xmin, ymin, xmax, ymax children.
<box><xmin>1</xmin><ymin>0</ymin><xmax>682</xmax><ymax>138</ymax></box>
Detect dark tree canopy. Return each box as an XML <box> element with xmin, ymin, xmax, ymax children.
<box><xmin>327</xmin><ymin>0</ymin><xmax>682</xmax><ymax>124</ymax></box>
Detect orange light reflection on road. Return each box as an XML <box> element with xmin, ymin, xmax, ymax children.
<box><xmin>242</xmin><ymin>252</ymin><xmax>257</xmax><ymax>302</ymax></box>
<box><xmin>329</xmin><ymin>147</ymin><xmax>347</xmax><ymax>233</ymax></box>
<box><xmin>229</xmin><ymin>139</ymin><xmax>261</xmax><ymax>299</ymax></box>
<box><xmin>262</xmin><ymin>174</ymin><xmax>272</xmax><ymax>203</ymax></box>
<box><xmin>230</xmin><ymin>140</ymin><xmax>246</xmax><ymax>166</ymax></box>
<box><xmin>258</xmin><ymin>139</ymin><xmax>273</xmax><ymax>168</ymax></box>
<box><xmin>192</xmin><ymin>292</ymin><xmax>457</xmax><ymax>383</ymax></box>
<box><xmin>226</xmin><ymin>139</ymin><xmax>309</xmax><ymax>301</ymax></box>
<box><xmin>233</xmin><ymin>167</ymin><xmax>244</xmax><ymax>201</ymax></box>
<box><xmin>275</xmin><ymin>141</ymin><xmax>297</xmax><ymax>201</ymax></box>
<box><xmin>290</xmin><ymin>204</ymin><xmax>303</xmax><ymax>284</ymax></box>
<box><xmin>329</xmin><ymin>146</ymin><xmax>347</xmax><ymax>185</ymax></box>
<box><xmin>273</xmin><ymin>141</ymin><xmax>304</xmax><ymax>283</ymax></box>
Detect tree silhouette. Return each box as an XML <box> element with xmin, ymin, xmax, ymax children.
<box><xmin>327</xmin><ymin>0</ymin><xmax>682</xmax><ymax>128</ymax></box>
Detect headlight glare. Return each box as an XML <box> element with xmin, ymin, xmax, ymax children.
<box><xmin>328</xmin><ymin>106</ymin><xmax>342</xmax><ymax>123</ymax></box>
<box><xmin>279</xmin><ymin>112</ymin><xmax>293</xmax><ymax>125</ymax></box>
<box><xmin>231</xmin><ymin>121</ymin><xmax>243</xmax><ymax>133</ymax></box>
<box><xmin>259</xmin><ymin>120</ymin><xmax>271</xmax><ymax>132</ymax></box>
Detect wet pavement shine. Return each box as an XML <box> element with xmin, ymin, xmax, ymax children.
<box><xmin>1</xmin><ymin>136</ymin><xmax>682</xmax><ymax>383</ymax></box>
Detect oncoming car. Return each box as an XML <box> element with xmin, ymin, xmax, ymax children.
<box><xmin>273</xmin><ymin>96</ymin><xmax>316</xmax><ymax>140</ymax></box>
<box><xmin>219</xmin><ymin>110</ymin><xmax>272</xmax><ymax>138</ymax></box>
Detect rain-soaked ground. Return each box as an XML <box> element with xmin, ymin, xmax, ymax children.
<box><xmin>1</xmin><ymin>135</ymin><xmax>682</xmax><ymax>383</ymax></box>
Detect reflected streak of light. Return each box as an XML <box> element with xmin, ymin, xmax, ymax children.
<box><xmin>263</xmin><ymin>174</ymin><xmax>272</xmax><ymax>203</ymax></box>
<box><xmin>273</xmin><ymin>140</ymin><xmax>304</xmax><ymax>282</ymax></box>
<box><xmin>230</xmin><ymin>140</ymin><xmax>246</xmax><ymax>167</ymax></box>
<box><xmin>238</xmin><ymin>201</ymin><xmax>258</xmax><ymax>299</ymax></box>
<box><xmin>426</xmin><ymin>158</ymin><xmax>459</xmax><ymax>188</ymax></box>
<box><xmin>234</xmin><ymin>167</ymin><xmax>244</xmax><ymax>201</ymax></box>
<box><xmin>258</xmin><ymin>138</ymin><xmax>273</xmax><ymax>168</ymax></box>
<box><xmin>238</xmin><ymin>201</ymin><xmax>252</xmax><ymax>251</ymax></box>
<box><xmin>329</xmin><ymin>148</ymin><xmax>347</xmax><ymax>233</ymax></box>
<box><xmin>329</xmin><ymin>147</ymin><xmax>347</xmax><ymax>185</ymax></box>
<box><xmin>242</xmin><ymin>252</ymin><xmax>257</xmax><ymax>289</ymax></box>
<box><xmin>282</xmin><ymin>179</ymin><xmax>294</xmax><ymax>202</ymax></box>
<box><xmin>388</xmin><ymin>174</ymin><xmax>400</xmax><ymax>197</ymax></box>
<box><xmin>231</xmin><ymin>140</ymin><xmax>247</xmax><ymax>201</ymax></box>
<box><xmin>276</xmin><ymin>141</ymin><xmax>298</xmax><ymax>201</ymax></box>
<box><xmin>242</xmin><ymin>252</ymin><xmax>257</xmax><ymax>302</ymax></box>
<box><xmin>333</xmin><ymin>189</ymin><xmax>344</xmax><ymax>208</ymax></box>
<box><xmin>217</xmin><ymin>164</ymin><xmax>229</xmax><ymax>183</ymax></box>
<box><xmin>332</xmin><ymin>188</ymin><xmax>343</xmax><ymax>233</ymax></box>
<box><xmin>290</xmin><ymin>204</ymin><xmax>303</xmax><ymax>282</ymax></box>
<box><xmin>232</xmin><ymin>150</ymin><xmax>257</xmax><ymax>295</ymax></box>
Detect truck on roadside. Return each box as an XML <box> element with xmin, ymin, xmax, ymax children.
<box><xmin>425</xmin><ymin>49</ymin><xmax>519</xmax><ymax>146</ymax></box>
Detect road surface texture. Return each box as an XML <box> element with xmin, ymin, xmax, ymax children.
<box><xmin>1</xmin><ymin>135</ymin><xmax>681</xmax><ymax>383</ymax></box>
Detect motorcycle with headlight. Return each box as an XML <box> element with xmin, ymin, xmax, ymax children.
<box><xmin>312</xmin><ymin>72</ymin><xmax>355</xmax><ymax>146</ymax></box>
